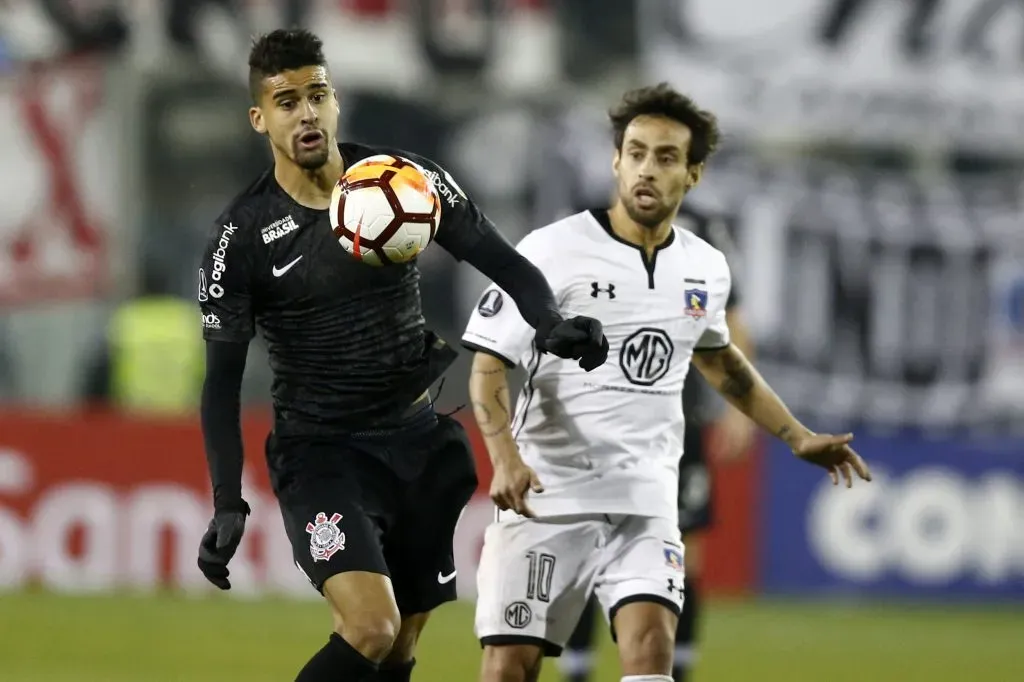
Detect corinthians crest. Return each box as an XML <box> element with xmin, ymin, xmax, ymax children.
<box><xmin>306</xmin><ymin>512</ymin><xmax>345</xmax><ymax>562</ymax></box>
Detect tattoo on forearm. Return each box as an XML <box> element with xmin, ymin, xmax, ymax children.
<box><xmin>719</xmin><ymin>353</ymin><xmax>755</xmax><ymax>401</ymax></box>
<box><xmin>472</xmin><ymin>366</ymin><xmax>505</xmax><ymax>376</ymax></box>
<box><xmin>777</xmin><ymin>425</ymin><xmax>792</xmax><ymax>440</ymax></box>
<box><xmin>494</xmin><ymin>386</ymin><xmax>510</xmax><ymax>421</ymax></box>
<box><xmin>473</xmin><ymin>387</ymin><xmax>513</xmax><ymax>439</ymax></box>
<box><xmin>472</xmin><ymin>400</ymin><xmax>492</xmax><ymax>426</ymax></box>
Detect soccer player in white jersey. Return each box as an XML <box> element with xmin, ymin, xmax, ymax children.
<box><xmin>462</xmin><ymin>83</ymin><xmax>872</xmax><ymax>682</ymax></box>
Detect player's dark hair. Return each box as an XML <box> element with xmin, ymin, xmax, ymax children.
<box><xmin>609</xmin><ymin>83</ymin><xmax>721</xmax><ymax>167</ymax></box>
<box><xmin>248</xmin><ymin>29</ymin><xmax>327</xmax><ymax>103</ymax></box>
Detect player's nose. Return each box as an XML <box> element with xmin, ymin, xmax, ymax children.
<box><xmin>300</xmin><ymin>100</ymin><xmax>319</xmax><ymax>122</ymax></box>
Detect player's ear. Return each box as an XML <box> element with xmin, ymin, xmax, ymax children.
<box><xmin>250</xmin><ymin>106</ymin><xmax>267</xmax><ymax>135</ymax></box>
<box><xmin>686</xmin><ymin>163</ymin><xmax>704</xmax><ymax>189</ymax></box>
<box><xmin>612</xmin><ymin>149</ymin><xmax>621</xmax><ymax>175</ymax></box>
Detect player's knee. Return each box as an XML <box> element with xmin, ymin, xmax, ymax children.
<box><xmin>334</xmin><ymin>610</ymin><xmax>400</xmax><ymax>663</ymax></box>
<box><xmin>479</xmin><ymin>644</ymin><xmax>544</xmax><ymax>682</ymax></box>
<box><xmin>617</xmin><ymin>613</ymin><xmax>676</xmax><ymax>673</ymax></box>
<box><xmin>384</xmin><ymin>612</ymin><xmax>430</xmax><ymax>665</ymax></box>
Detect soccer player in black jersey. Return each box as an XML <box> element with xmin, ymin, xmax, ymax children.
<box><xmin>194</xmin><ymin>29</ymin><xmax>609</xmax><ymax>682</ymax></box>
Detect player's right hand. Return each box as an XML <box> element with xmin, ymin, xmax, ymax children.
<box><xmin>197</xmin><ymin>499</ymin><xmax>251</xmax><ymax>590</ymax></box>
<box><xmin>491</xmin><ymin>457</ymin><xmax>544</xmax><ymax>518</ymax></box>
<box><xmin>537</xmin><ymin>315</ymin><xmax>609</xmax><ymax>372</ymax></box>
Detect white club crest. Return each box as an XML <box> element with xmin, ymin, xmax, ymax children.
<box><xmin>306</xmin><ymin>512</ymin><xmax>345</xmax><ymax>562</ymax></box>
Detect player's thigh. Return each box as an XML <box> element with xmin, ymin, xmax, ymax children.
<box><xmin>270</xmin><ymin>435</ymin><xmax>396</xmax><ymax>596</ymax></box>
<box><xmin>383</xmin><ymin>414</ymin><xmax>479</xmax><ymax>615</ymax></box>
<box><xmin>480</xmin><ymin>641</ymin><xmax>545</xmax><ymax>682</ymax></box>
<box><xmin>593</xmin><ymin>515</ymin><xmax>686</xmax><ymax>643</ymax></box>
<box><xmin>475</xmin><ymin>513</ymin><xmax>602</xmax><ymax>658</ymax></box>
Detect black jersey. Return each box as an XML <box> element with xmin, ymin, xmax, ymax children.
<box><xmin>198</xmin><ymin>142</ymin><xmax>492</xmax><ymax>436</ymax></box>
<box><xmin>678</xmin><ymin>204</ymin><xmax>743</xmax><ymax>427</ymax></box>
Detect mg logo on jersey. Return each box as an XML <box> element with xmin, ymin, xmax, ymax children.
<box><xmin>504</xmin><ymin>601</ymin><xmax>532</xmax><ymax>629</ymax></box>
<box><xmin>620</xmin><ymin>327</ymin><xmax>674</xmax><ymax>386</ymax></box>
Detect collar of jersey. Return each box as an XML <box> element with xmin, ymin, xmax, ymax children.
<box><xmin>587</xmin><ymin>208</ymin><xmax>676</xmax><ymax>253</ymax></box>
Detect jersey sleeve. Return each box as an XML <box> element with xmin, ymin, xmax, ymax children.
<box><xmin>401</xmin><ymin>152</ymin><xmax>490</xmax><ymax>261</ymax></box>
<box><xmin>696</xmin><ymin>252</ymin><xmax>733</xmax><ymax>351</ymax></box>
<box><xmin>197</xmin><ymin>214</ymin><xmax>257</xmax><ymax>343</ymax></box>
<box><xmin>461</xmin><ymin>231</ymin><xmax>553</xmax><ymax>367</ymax></box>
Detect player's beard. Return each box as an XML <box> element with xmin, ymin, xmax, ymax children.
<box><xmin>623</xmin><ymin>195</ymin><xmax>675</xmax><ymax>229</ymax></box>
<box><xmin>292</xmin><ymin>129</ymin><xmax>330</xmax><ymax>170</ymax></box>
<box><xmin>294</xmin><ymin>142</ymin><xmax>330</xmax><ymax>170</ymax></box>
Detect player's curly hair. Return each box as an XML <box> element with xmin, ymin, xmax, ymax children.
<box><xmin>609</xmin><ymin>83</ymin><xmax>721</xmax><ymax>167</ymax></box>
<box><xmin>248</xmin><ymin>28</ymin><xmax>328</xmax><ymax>103</ymax></box>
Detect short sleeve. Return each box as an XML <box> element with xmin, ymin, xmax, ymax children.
<box><xmin>461</xmin><ymin>232</ymin><xmax>552</xmax><ymax>367</ymax></box>
<box><xmin>400</xmin><ymin>152</ymin><xmax>490</xmax><ymax>262</ymax></box>
<box><xmin>696</xmin><ymin>252</ymin><xmax>733</xmax><ymax>350</ymax></box>
<box><xmin>197</xmin><ymin>218</ymin><xmax>256</xmax><ymax>343</ymax></box>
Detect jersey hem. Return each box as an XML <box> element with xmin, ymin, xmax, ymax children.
<box><xmin>693</xmin><ymin>343</ymin><xmax>729</xmax><ymax>352</ymax></box>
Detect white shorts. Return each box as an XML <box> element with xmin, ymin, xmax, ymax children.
<box><xmin>474</xmin><ymin>512</ymin><xmax>686</xmax><ymax>656</ymax></box>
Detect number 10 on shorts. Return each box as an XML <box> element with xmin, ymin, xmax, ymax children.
<box><xmin>526</xmin><ymin>551</ymin><xmax>556</xmax><ymax>602</ymax></box>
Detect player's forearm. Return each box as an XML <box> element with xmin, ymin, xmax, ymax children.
<box><xmin>463</xmin><ymin>228</ymin><xmax>562</xmax><ymax>333</ymax></box>
<box><xmin>693</xmin><ymin>344</ymin><xmax>811</xmax><ymax>448</ymax></box>
<box><xmin>722</xmin><ymin>308</ymin><xmax>754</xmax><ymax>417</ymax></box>
<box><xmin>200</xmin><ymin>341</ymin><xmax>249</xmax><ymax>507</ymax></box>
<box><xmin>468</xmin><ymin>353</ymin><xmax>522</xmax><ymax>466</ymax></box>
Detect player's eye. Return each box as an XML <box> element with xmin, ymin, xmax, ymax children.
<box><xmin>312</xmin><ymin>93</ymin><xmax>326</xmax><ymax>103</ymax></box>
<box><xmin>630</xmin><ymin>151</ymin><xmax>644</xmax><ymax>161</ymax></box>
<box><xmin>659</xmin><ymin>155</ymin><xmax>677</xmax><ymax>165</ymax></box>
<box><xmin>279</xmin><ymin>99</ymin><xmax>295</xmax><ymax>110</ymax></box>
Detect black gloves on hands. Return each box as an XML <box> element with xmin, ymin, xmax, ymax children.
<box><xmin>536</xmin><ymin>316</ymin><xmax>609</xmax><ymax>371</ymax></box>
<box><xmin>197</xmin><ymin>498</ymin><xmax>250</xmax><ymax>590</ymax></box>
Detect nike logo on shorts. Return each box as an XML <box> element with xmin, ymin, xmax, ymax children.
<box><xmin>437</xmin><ymin>570</ymin><xmax>457</xmax><ymax>584</ymax></box>
<box><xmin>272</xmin><ymin>255</ymin><xmax>303</xmax><ymax>277</ymax></box>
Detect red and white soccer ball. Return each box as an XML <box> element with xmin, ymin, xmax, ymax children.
<box><xmin>329</xmin><ymin>155</ymin><xmax>442</xmax><ymax>266</ymax></box>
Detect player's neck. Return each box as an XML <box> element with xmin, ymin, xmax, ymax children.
<box><xmin>273</xmin><ymin>144</ymin><xmax>345</xmax><ymax>210</ymax></box>
<box><xmin>607</xmin><ymin>203</ymin><xmax>673</xmax><ymax>256</ymax></box>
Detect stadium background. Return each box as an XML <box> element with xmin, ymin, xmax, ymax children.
<box><xmin>0</xmin><ymin>1</ymin><xmax>1022</xmax><ymax>680</ymax></box>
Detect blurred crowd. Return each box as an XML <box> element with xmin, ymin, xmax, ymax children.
<box><xmin>0</xmin><ymin>0</ymin><xmax>1021</xmax><ymax>436</ymax></box>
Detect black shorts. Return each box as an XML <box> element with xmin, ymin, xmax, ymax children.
<box><xmin>266</xmin><ymin>411</ymin><xmax>478</xmax><ymax>615</ymax></box>
<box><xmin>678</xmin><ymin>426</ymin><xmax>713</xmax><ymax>534</ymax></box>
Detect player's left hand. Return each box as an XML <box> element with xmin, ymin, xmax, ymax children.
<box><xmin>537</xmin><ymin>315</ymin><xmax>609</xmax><ymax>371</ymax></box>
<box><xmin>791</xmin><ymin>433</ymin><xmax>872</xmax><ymax>488</ymax></box>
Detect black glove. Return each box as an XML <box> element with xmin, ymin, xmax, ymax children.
<box><xmin>197</xmin><ymin>498</ymin><xmax>250</xmax><ymax>590</ymax></box>
<box><xmin>536</xmin><ymin>316</ymin><xmax>609</xmax><ymax>372</ymax></box>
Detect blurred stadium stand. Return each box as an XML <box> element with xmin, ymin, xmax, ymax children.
<box><xmin>0</xmin><ymin>1</ymin><xmax>1021</xmax><ymax>681</ymax></box>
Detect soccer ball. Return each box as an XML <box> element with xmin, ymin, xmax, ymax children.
<box><xmin>329</xmin><ymin>154</ymin><xmax>442</xmax><ymax>266</ymax></box>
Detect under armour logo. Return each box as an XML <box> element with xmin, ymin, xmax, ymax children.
<box><xmin>591</xmin><ymin>282</ymin><xmax>616</xmax><ymax>299</ymax></box>
<box><xmin>667</xmin><ymin>578</ymin><xmax>685</xmax><ymax>596</ymax></box>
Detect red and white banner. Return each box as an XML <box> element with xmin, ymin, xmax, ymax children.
<box><xmin>0</xmin><ymin>57</ymin><xmax>114</xmax><ymax>304</ymax></box>
<box><xmin>0</xmin><ymin>410</ymin><xmax>757</xmax><ymax>599</ymax></box>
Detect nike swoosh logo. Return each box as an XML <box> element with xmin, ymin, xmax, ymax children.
<box><xmin>437</xmin><ymin>570</ymin><xmax>457</xmax><ymax>584</ymax></box>
<box><xmin>272</xmin><ymin>255</ymin><xmax>303</xmax><ymax>277</ymax></box>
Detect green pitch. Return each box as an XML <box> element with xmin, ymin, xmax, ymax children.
<box><xmin>0</xmin><ymin>591</ymin><xmax>1019</xmax><ymax>681</ymax></box>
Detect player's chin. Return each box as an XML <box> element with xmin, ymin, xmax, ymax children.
<box><xmin>294</xmin><ymin>147</ymin><xmax>330</xmax><ymax>170</ymax></box>
<box><xmin>625</xmin><ymin>202</ymin><xmax>670</xmax><ymax>229</ymax></box>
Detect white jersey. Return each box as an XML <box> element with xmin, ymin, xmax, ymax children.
<box><xmin>461</xmin><ymin>209</ymin><xmax>732</xmax><ymax>520</ymax></box>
